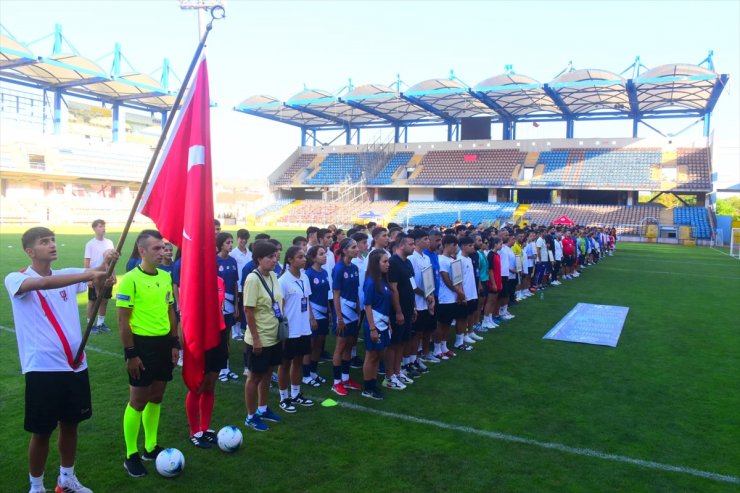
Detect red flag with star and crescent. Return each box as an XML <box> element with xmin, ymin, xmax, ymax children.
<box><xmin>139</xmin><ymin>56</ymin><xmax>222</xmax><ymax>392</ymax></box>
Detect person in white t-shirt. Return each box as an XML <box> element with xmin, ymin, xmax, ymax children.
<box><xmin>5</xmin><ymin>226</ymin><xmax>117</xmax><ymax>493</ymax></box>
<box><xmin>84</xmin><ymin>219</ymin><xmax>115</xmax><ymax>334</ymax></box>
<box><xmin>277</xmin><ymin>247</ymin><xmax>315</xmax><ymax>413</ymax></box>
<box><xmin>229</xmin><ymin>229</ymin><xmax>252</xmax><ymax>339</ymax></box>
<box><xmin>534</xmin><ymin>229</ymin><xmax>549</xmax><ymax>290</ymax></box>
<box><xmin>458</xmin><ymin>236</ymin><xmax>483</xmax><ymax>347</ymax></box>
<box><xmin>552</xmin><ymin>232</ymin><xmax>563</xmax><ymax>285</ymax></box>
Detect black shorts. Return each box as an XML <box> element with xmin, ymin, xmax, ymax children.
<box><xmin>390</xmin><ymin>314</ymin><xmax>413</xmax><ymax>344</ymax></box>
<box><xmin>507</xmin><ymin>278</ymin><xmax>518</xmax><ymax>293</ymax></box>
<box><xmin>479</xmin><ymin>282</ymin><xmax>489</xmax><ymax>298</ymax></box>
<box><xmin>245</xmin><ymin>342</ymin><xmax>282</xmax><ymax>374</ymax></box>
<box><xmin>563</xmin><ymin>255</ymin><xmax>574</xmax><ymax>267</ymax></box>
<box><xmin>466</xmin><ymin>299</ymin><xmax>479</xmax><ymax>316</ymax></box>
<box><xmin>413</xmin><ymin>309</ymin><xmax>436</xmax><ymax>333</ymax></box>
<box><xmin>283</xmin><ymin>335</ymin><xmax>311</xmax><ymax>360</ymax></box>
<box><xmin>437</xmin><ymin>303</ymin><xmax>464</xmax><ymax>325</ymax></box>
<box><xmin>205</xmin><ymin>329</ymin><xmax>228</xmax><ymax>373</ymax></box>
<box><xmin>498</xmin><ymin>278</ymin><xmax>510</xmax><ymax>299</ymax></box>
<box><xmin>130</xmin><ymin>334</ymin><xmax>174</xmax><ymax>387</ymax></box>
<box><xmin>87</xmin><ymin>286</ymin><xmax>112</xmax><ymax>301</ymax></box>
<box><xmin>312</xmin><ymin>318</ymin><xmax>329</xmax><ymax>336</ymax></box>
<box><xmin>25</xmin><ymin>370</ymin><xmax>92</xmax><ymax>434</ymax></box>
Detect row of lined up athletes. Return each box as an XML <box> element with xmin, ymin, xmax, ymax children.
<box><xmin>6</xmin><ymin>220</ymin><xmax>615</xmax><ymax>492</ymax></box>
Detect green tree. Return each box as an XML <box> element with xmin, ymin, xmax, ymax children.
<box><xmin>715</xmin><ymin>197</ymin><xmax>740</xmax><ymax>220</ymax></box>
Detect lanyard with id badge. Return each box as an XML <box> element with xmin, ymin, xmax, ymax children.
<box><xmin>296</xmin><ymin>279</ymin><xmax>308</xmax><ymax>313</ymax></box>
<box><xmin>253</xmin><ymin>271</ymin><xmax>289</xmax><ymax>340</ymax></box>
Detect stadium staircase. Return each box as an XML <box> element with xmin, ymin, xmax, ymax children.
<box><xmin>386</xmin><ymin>201</ymin><xmax>408</xmax><ymax>223</ymax></box>
<box><xmin>303</xmin><ymin>155</ymin><xmax>326</xmax><ymax>183</ymax></box>
<box><xmin>513</xmin><ymin>204</ymin><xmax>530</xmax><ymax>225</ymax></box>
<box><xmin>405</xmin><ymin>154</ymin><xmax>425</xmax><ymax>181</ymax></box>
<box><xmin>659</xmin><ymin>208</ymin><xmax>674</xmax><ymax>227</ymax></box>
<box><xmin>259</xmin><ymin>200</ymin><xmax>302</xmax><ymax>226</ymax></box>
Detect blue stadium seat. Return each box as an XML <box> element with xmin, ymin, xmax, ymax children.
<box><xmin>368</xmin><ymin>152</ymin><xmax>413</xmax><ymax>185</ymax></box>
<box><xmin>390</xmin><ymin>201</ymin><xmax>518</xmax><ymax>226</ymax></box>
<box><xmin>673</xmin><ymin>207</ymin><xmax>711</xmax><ymax>239</ymax></box>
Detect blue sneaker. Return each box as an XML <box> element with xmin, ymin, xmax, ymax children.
<box><xmin>245</xmin><ymin>414</ymin><xmax>269</xmax><ymax>431</ymax></box>
<box><xmin>257</xmin><ymin>407</ymin><xmax>282</xmax><ymax>423</ymax></box>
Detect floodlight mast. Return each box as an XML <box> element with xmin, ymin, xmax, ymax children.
<box><xmin>179</xmin><ymin>0</ymin><xmax>226</xmax><ymax>39</ymax></box>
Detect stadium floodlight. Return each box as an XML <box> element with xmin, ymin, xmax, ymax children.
<box><xmin>178</xmin><ymin>0</ymin><xmax>226</xmax><ymax>38</ymax></box>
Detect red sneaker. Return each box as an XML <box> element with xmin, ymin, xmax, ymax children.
<box><xmin>342</xmin><ymin>378</ymin><xmax>362</xmax><ymax>391</ymax></box>
<box><xmin>445</xmin><ymin>350</ymin><xmax>457</xmax><ymax>357</ymax></box>
<box><xmin>331</xmin><ymin>382</ymin><xmax>348</xmax><ymax>396</ymax></box>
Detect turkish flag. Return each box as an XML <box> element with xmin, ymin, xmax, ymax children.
<box><xmin>139</xmin><ymin>57</ymin><xmax>222</xmax><ymax>392</ymax></box>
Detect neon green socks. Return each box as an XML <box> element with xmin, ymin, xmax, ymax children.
<box><xmin>142</xmin><ymin>402</ymin><xmax>162</xmax><ymax>453</ymax></box>
<box><xmin>123</xmin><ymin>404</ymin><xmax>142</xmax><ymax>458</ymax></box>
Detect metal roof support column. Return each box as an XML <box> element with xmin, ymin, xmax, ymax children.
<box><xmin>632</xmin><ymin>118</ymin><xmax>639</xmax><ymax>138</ymax></box>
<box><xmin>394</xmin><ymin>126</ymin><xmax>400</xmax><ymax>144</ymax></box>
<box><xmin>703</xmin><ymin>113</ymin><xmax>711</xmax><ymax>137</ymax></box>
<box><xmin>356</xmin><ymin>128</ymin><xmax>360</xmax><ymax>145</ymax></box>
<box><xmin>447</xmin><ymin>124</ymin><xmax>453</xmax><ymax>142</ymax></box>
<box><xmin>112</xmin><ymin>43</ymin><xmax>121</xmax><ymax>76</ymax></box>
<box><xmin>566</xmin><ymin>119</ymin><xmax>574</xmax><ymax>139</ymax></box>
<box><xmin>312</xmin><ymin>131</ymin><xmax>317</xmax><ymax>146</ymax></box>
<box><xmin>53</xmin><ymin>89</ymin><xmax>62</xmax><ymax>135</ymax></box>
<box><xmin>301</xmin><ymin>128</ymin><xmax>307</xmax><ymax>147</ymax></box>
<box><xmin>161</xmin><ymin>111</ymin><xmax>167</xmax><ymax>131</ymax></box>
<box><xmin>112</xmin><ymin>102</ymin><xmax>120</xmax><ymax>143</ymax></box>
<box><xmin>512</xmin><ymin>121</ymin><xmax>517</xmax><ymax>140</ymax></box>
<box><xmin>345</xmin><ymin>125</ymin><xmax>351</xmax><ymax>145</ymax></box>
<box><xmin>502</xmin><ymin>120</ymin><xmax>512</xmax><ymax>140</ymax></box>
<box><xmin>403</xmin><ymin>127</ymin><xmax>408</xmax><ymax>143</ymax></box>
<box><xmin>53</xmin><ymin>24</ymin><xmax>63</xmax><ymax>55</ymax></box>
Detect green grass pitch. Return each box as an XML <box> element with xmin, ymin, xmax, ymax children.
<box><xmin>0</xmin><ymin>227</ymin><xmax>738</xmax><ymax>492</ymax></box>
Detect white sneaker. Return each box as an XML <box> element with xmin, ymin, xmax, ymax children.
<box><xmin>415</xmin><ymin>358</ymin><xmax>428</xmax><ymax>371</ymax></box>
<box><xmin>57</xmin><ymin>475</ymin><xmax>93</xmax><ymax>493</ymax></box>
<box><xmin>552</xmin><ymin>280</ymin><xmax>562</xmax><ymax>285</ymax></box>
<box><xmin>397</xmin><ymin>372</ymin><xmax>414</xmax><ymax>385</ymax></box>
<box><xmin>29</xmin><ymin>488</ymin><xmax>45</xmax><ymax>493</ymax></box>
<box><xmin>502</xmin><ymin>313</ymin><xmax>515</xmax><ymax>320</ymax></box>
<box><xmin>177</xmin><ymin>356</ymin><xmax>183</xmax><ymax>367</ymax></box>
<box><xmin>469</xmin><ymin>332</ymin><xmax>484</xmax><ymax>341</ymax></box>
<box><xmin>422</xmin><ymin>353</ymin><xmax>441</xmax><ymax>363</ymax></box>
<box><xmin>391</xmin><ymin>374</ymin><xmax>408</xmax><ymax>389</ymax></box>
<box><xmin>463</xmin><ymin>334</ymin><xmax>477</xmax><ymax>344</ymax></box>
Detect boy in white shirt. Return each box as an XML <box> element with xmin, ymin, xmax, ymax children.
<box><xmin>84</xmin><ymin>219</ymin><xmax>115</xmax><ymax>333</ymax></box>
<box><xmin>6</xmin><ymin>227</ymin><xmax>117</xmax><ymax>493</ymax></box>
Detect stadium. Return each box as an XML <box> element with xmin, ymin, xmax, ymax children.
<box><xmin>1</xmin><ymin>2</ymin><xmax>740</xmax><ymax>493</ymax></box>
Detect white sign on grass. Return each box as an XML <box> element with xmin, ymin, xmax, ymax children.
<box><xmin>543</xmin><ymin>303</ymin><xmax>629</xmax><ymax>347</ymax></box>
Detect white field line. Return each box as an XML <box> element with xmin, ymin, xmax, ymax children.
<box><xmin>709</xmin><ymin>246</ymin><xmax>740</xmax><ymax>260</ymax></box>
<box><xmin>596</xmin><ymin>265</ymin><xmax>740</xmax><ymax>280</ymax></box>
<box><xmin>1</xmin><ymin>325</ymin><xmax>738</xmax><ymax>485</ymax></box>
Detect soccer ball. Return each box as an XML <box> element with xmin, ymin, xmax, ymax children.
<box><xmin>217</xmin><ymin>425</ymin><xmax>243</xmax><ymax>453</ymax></box>
<box><xmin>155</xmin><ymin>448</ymin><xmax>185</xmax><ymax>477</ymax></box>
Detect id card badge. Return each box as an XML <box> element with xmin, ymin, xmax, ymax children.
<box><xmin>301</xmin><ymin>297</ymin><xmax>308</xmax><ymax>313</ymax></box>
<box><xmin>272</xmin><ymin>301</ymin><xmax>282</xmax><ymax>319</ymax></box>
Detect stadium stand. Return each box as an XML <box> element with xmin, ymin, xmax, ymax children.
<box><xmin>368</xmin><ymin>152</ymin><xmax>413</xmax><ymax>185</ymax></box>
<box><xmin>390</xmin><ymin>201</ymin><xmax>518</xmax><ymax>226</ymax></box>
<box><xmin>408</xmin><ymin>149</ymin><xmax>523</xmax><ymax>186</ymax></box>
<box><xmin>270</xmin><ymin>199</ymin><xmax>399</xmax><ymax>225</ymax></box>
<box><xmin>523</xmin><ymin>203</ymin><xmax>662</xmax><ymax>229</ymax></box>
<box><xmin>673</xmin><ymin>206</ymin><xmax>712</xmax><ymax>239</ymax></box>
<box><xmin>254</xmin><ymin>198</ymin><xmax>294</xmax><ymax>218</ymax></box>
<box><xmin>274</xmin><ymin>154</ymin><xmax>316</xmax><ymax>185</ymax></box>
<box><xmin>306</xmin><ymin>152</ymin><xmax>380</xmax><ymax>185</ymax></box>
<box><xmin>676</xmin><ymin>148</ymin><xmax>712</xmax><ymax>190</ymax></box>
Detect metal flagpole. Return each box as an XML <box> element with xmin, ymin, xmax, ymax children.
<box><xmin>74</xmin><ymin>5</ymin><xmax>225</xmax><ymax>366</ymax></box>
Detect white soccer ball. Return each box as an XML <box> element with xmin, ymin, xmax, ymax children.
<box><xmin>217</xmin><ymin>425</ymin><xmax>243</xmax><ymax>453</ymax></box>
<box><xmin>155</xmin><ymin>448</ymin><xmax>185</xmax><ymax>477</ymax></box>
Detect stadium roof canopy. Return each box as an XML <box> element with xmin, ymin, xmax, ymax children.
<box><xmin>0</xmin><ymin>25</ymin><xmax>176</xmax><ymax>113</ymax></box>
<box><xmin>235</xmin><ymin>55</ymin><xmax>729</xmax><ymax>143</ymax></box>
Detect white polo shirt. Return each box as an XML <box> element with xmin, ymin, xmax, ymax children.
<box><xmin>5</xmin><ymin>267</ymin><xmax>89</xmax><ymax>373</ymax></box>
<box><xmin>438</xmin><ymin>254</ymin><xmax>457</xmax><ymax>304</ymax></box>
<box><xmin>229</xmin><ymin>247</ymin><xmax>252</xmax><ymax>293</ymax></box>
<box><xmin>278</xmin><ymin>270</ymin><xmax>312</xmax><ymax>338</ymax></box>
<box><xmin>84</xmin><ymin>237</ymin><xmax>114</xmax><ymax>268</ymax></box>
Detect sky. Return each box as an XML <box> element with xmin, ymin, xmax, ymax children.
<box><xmin>1</xmin><ymin>0</ymin><xmax>738</xmax><ymax>188</ymax></box>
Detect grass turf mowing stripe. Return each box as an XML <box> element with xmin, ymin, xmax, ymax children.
<box><xmin>336</xmin><ymin>401</ymin><xmax>740</xmax><ymax>485</ymax></box>
<box><xmin>595</xmin><ymin>265</ymin><xmax>740</xmax><ymax>280</ymax></box>
<box><xmin>3</xmin><ymin>324</ymin><xmax>737</xmax><ymax>486</ymax></box>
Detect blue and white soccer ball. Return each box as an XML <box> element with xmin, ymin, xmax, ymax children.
<box><xmin>155</xmin><ymin>448</ymin><xmax>185</xmax><ymax>477</ymax></box>
<box><xmin>217</xmin><ymin>425</ymin><xmax>243</xmax><ymax>453</ymax></box>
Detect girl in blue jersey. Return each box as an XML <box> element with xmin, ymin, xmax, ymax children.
<box><xmin>303</xmin><ymin>245</ymin><xmax>329</xmax><ymax>387</ymax></box>
<box><xmin>362</xmin><ymin>249</ymin><xmax>391</xmax><ymax>400</ymax></box>
<box><xmin>331</xmin><ymin>238</ymin><xmax>361</xmax><ymax>396</ymax></box>
<box><xmin>216</xmin><ymin>233</ymin><xmax>240</xmax><ymax>381</ymax></box>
